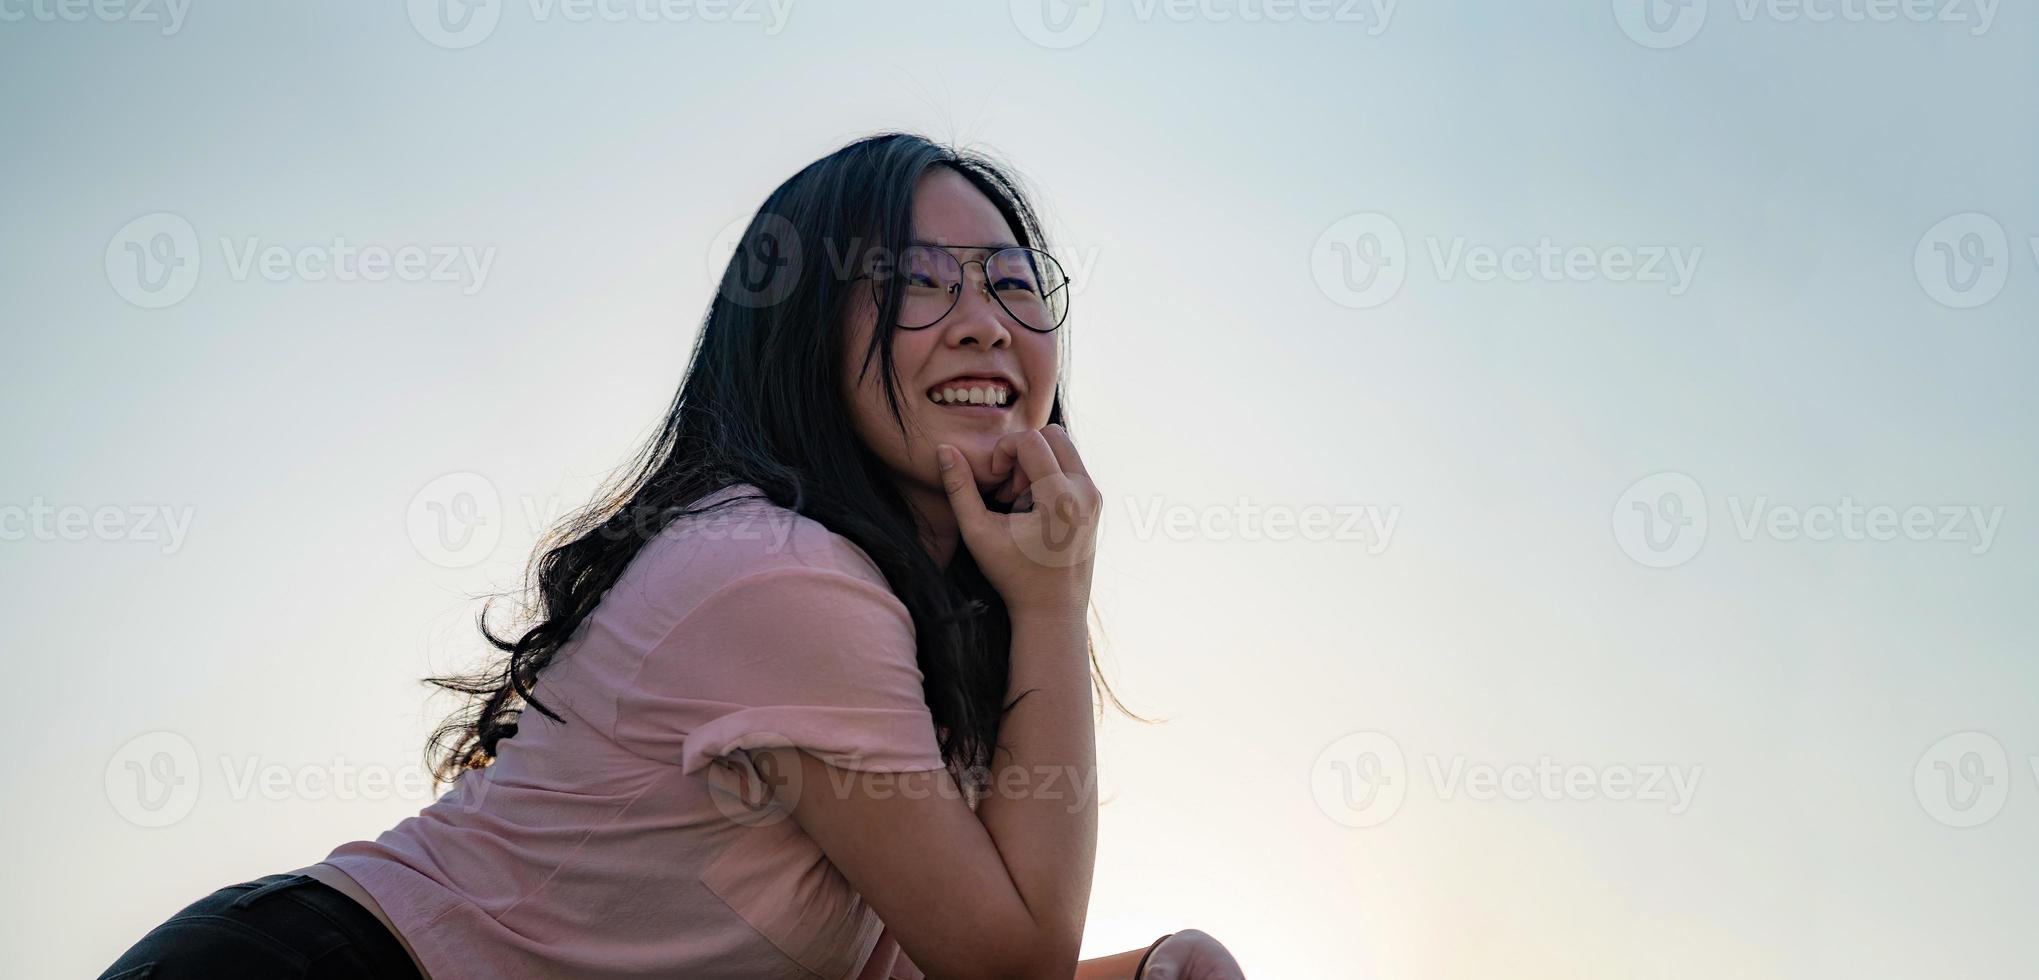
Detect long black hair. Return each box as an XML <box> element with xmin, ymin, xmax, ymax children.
<box><xmin>426</xmin><ymin>132</ymin><xmax>1139</xmax><ymax>786</ymax></box>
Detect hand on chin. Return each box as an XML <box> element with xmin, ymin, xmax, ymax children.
<box><xmin>955</xmin><ymin>430</ymin><xmax>1039</xmax><ymax>512</ymax></box>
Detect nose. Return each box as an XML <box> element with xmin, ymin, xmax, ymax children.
<box><xmin>941</xmin><ymin>260</ymin><xmax>1013</xmax><ymax>349</ymax></box>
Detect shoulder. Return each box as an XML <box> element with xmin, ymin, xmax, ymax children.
<box><xmin>620</xmin><ymin>486</ymin><xmax>925</xmax><ymax>698</ymax></box>
<box><xmin>625</xmin><ymin>483</ymin><xmax>896</xmax><ymax>612</ymax></box>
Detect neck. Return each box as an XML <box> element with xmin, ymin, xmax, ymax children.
<box><xmin>901</xmin><ymin>480</ymin><xmax>961</xmax><ymax>569</ymax></box>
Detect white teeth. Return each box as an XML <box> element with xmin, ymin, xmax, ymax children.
<box><xmin>926</xmin><ymin>383</ymin><xmax>1015</xmax><ymax>406</ymax></box>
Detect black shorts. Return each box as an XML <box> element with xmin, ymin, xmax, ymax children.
<box><xmin>99</xmin><ymin>872</ymin><xmax>425</xmax><ymax>980</ymax></box>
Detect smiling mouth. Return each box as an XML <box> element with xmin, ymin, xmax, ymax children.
<box><xmin>925</xmin><ymin>381</ymin><xmax>1015</xmax><ymax>409</ymax></box>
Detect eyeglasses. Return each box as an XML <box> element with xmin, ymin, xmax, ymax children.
<box><xmin>865</xmin><ymin>243</ymin><xmax>1072</xmax><ymax>333</ymax></box>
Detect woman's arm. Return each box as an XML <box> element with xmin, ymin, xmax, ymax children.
<box><xmin>759</xmin><ymin>430</ymin><xmax>1103</xmax><ymax>980</ymax></box>
<box><xmin>972</xmin><ymin>608</ymin><xmax>1100</xmax><ymax>955</ymax></box>
<box><xmin>762</xmin><ymin>608</ymin><xmax>1097</xmax><ymax>980</ymax></box>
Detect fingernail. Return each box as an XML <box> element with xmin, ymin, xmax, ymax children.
<box><xmin>936</xmin><ymin>445</ymin><xmax>954</xmax><ymax>470</ymax></box>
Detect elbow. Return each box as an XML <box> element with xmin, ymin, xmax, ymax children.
<box><xmin>961</xmin><ymin>930</ymin><xmax>1081</xmax><ymax>980</ymax></box>
<box><xmin>928</xmin><ymin>905</ymin><xmax>1082</xmax><ymax>980</ymax></box>
<box><xmin>1011</xmin><ymin>931</ymin><xmax>1084</xmax><ymax>980</ymax></box>
<box><xmin>977</xmin><ymin>957</ymin><xmax>1076</xmax><ymax>980</ymax></box>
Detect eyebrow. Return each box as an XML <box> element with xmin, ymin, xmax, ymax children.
<box><xmin>909</xmin><ymin>239</ymin><xmax>1021</xmax><ymax>252</ymax></box>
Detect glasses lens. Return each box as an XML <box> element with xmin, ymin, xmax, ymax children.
<box><xmin>986</xmin><ymin>247</ymin><xmax>1070</xmax><ymax>332</ymax></box>
<box><xmin>878</xmin><ymin>245</ymin><xmax>962</xmax><ymax>329</ymax></box>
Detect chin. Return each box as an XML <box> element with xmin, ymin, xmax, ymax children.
<box><xmin>951</xmin><ymin>436</ymin><xmax>1005</xmax><ymax>482</ymax></box>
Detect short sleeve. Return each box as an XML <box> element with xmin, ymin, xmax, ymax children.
<box><xmin>888</xmin><ymin>938</ymin><xmax>927</xmax><ymax>980</ymax></box>
<box><xmin>616</xmin><ymin>562</ymin><xmax>949</xmax><ymax>803</ymax></box>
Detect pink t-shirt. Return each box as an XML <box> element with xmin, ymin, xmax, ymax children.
<box><xmin>325</xmin><ymin>484</ymin><xmax>966</xmax><ymax>979</ymax></box>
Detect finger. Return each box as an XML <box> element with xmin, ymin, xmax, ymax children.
<box><xmin>987</xmin><ymin>436</ymin><xmax>1017</xmax><ymax>480</ymax></box>
<box><xmin>992</xmin><ymin>449</ymin><xmax>1026</xmax><ymax>504</ymax></box>
<box><xmin>935</xmin><ymin>444</ymin><xmax>989</xmax><ymax>532</ymax></box>
<box><xmin>1012</xmin><ymin>429</ymin><xmax>1064</xmax><ymax>486</ymax></box>
<box><xmin>988</xmin><ymin>432</ymin><xmax>1034</xmax><ymax>501</ymax></box>
<box><xmin>1039</xmin><ymin>423</ymin><xmax>1088</xmax><ymax>478</ymax></box>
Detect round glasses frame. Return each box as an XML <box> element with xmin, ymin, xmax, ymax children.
<box><xmin>863</xmin><ymin>243</ymin><xmax>1073</xmax><ymax>333</ymax></box>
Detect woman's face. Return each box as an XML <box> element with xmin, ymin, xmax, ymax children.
<box><xmin>840</xmin><ymin>167</ymin><xmax>1059</xmax><ymax>505</ymax></box>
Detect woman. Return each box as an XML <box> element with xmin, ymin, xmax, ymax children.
<box><xmin>100</xmin><ymin>133</ymin><xmax>1246</xmax><ymax>979</ymax></box>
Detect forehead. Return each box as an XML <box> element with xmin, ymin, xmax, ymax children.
<box><xmin>910</xmin><ymin>167</ymin><xmax>1020</xmax><ymax>250</ymax></box>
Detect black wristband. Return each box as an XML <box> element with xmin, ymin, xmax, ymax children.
<box><xmin>1133</xmin><ymin>933</ymin><xmax>1174</xmax><ymax>978</ymax></box>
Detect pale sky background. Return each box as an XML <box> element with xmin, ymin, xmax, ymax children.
<box><xmin>3</xmin><ymin>2</ymin><xmax>2036</xmax><ymax>978</ymax></box>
